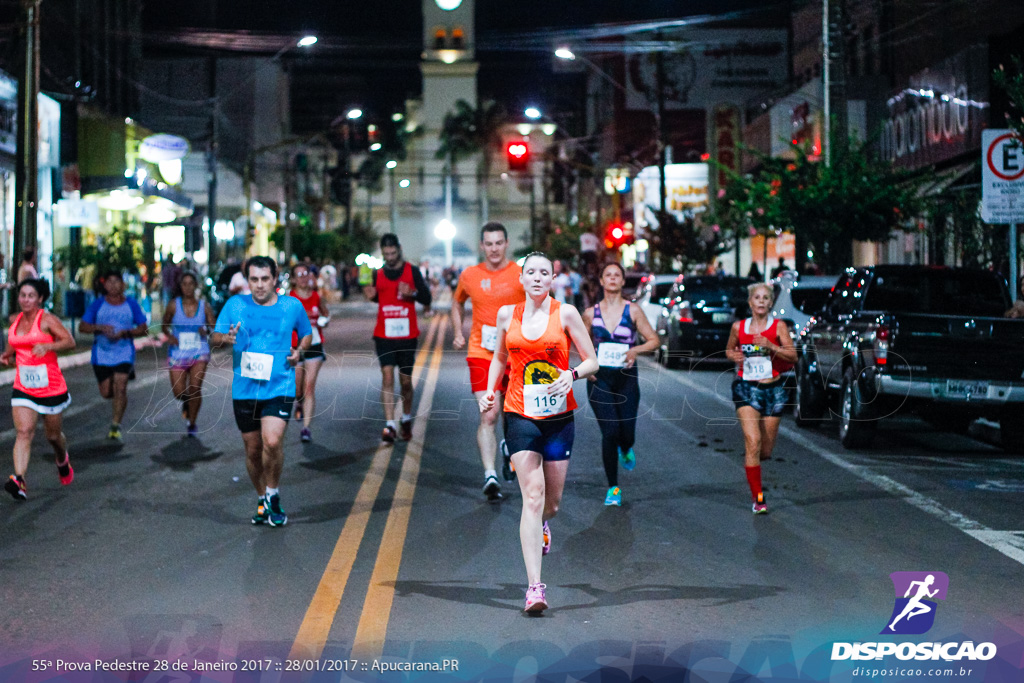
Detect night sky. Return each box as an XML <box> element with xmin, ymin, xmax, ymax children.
<box><xmin>143</xmin><ymin>0</ymin><xmax>786</xmax><ymax>133</ymax></box>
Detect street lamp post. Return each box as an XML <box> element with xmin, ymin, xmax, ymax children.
<box><xmin>387</xmin><ymin>160</ymin><xmax>398</xmax><ymax>232</ymax></box>
<box><xmin>344</xmin><ymin>107</ymin><xmax>362</xmax><ymax>234</ymax></box>
<box><xmin>14</xmin><ymin>0</ymin><xmax>42</xmax><ymax>265</ymax></box>
<box><xmin>435</xmin><ymin>218</ymin><xmax>456</xmax><ymax>267</ymax></box>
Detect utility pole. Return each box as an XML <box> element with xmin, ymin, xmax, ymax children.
<box><xmin>14</xmin><ymin>0</ymin><xmax>41</xmax><ymax>265</ymax></box>
<box><xmin>822</xmin><ymin>0</ymin><xmax>847</xmax><ymax>167</ymax></box>
<box><xmin>389</xmin><ymin>166</ymin><xmax>398</xmax><ymax>232</ymax></box>
<box><xmin>207</xmin><ymin>58</ymin><xmax>219</xmax><ymax>265</ymax></box>
<box><xmin>655</xmin><ymin>46</ymin><xmax>668</xmax><ymax>217</ymax></box>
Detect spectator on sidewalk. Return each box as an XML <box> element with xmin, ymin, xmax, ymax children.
<box><xmin>17</xmin><ymin>249</ymin><xmax>38</xmax><ymax>284</ymax></box>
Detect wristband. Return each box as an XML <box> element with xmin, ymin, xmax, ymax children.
<box><xmin>571</xmin><ymin>367</ymin><xmax>579</xmax><ymax>381</ymax></box>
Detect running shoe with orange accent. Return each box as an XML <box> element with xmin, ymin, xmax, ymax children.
<box><xmin>5</xmin><ymin>474</ymin><xmax>27</xmax><ymax>501</ymax></box>
<box><xmin>524</xmin><ymin>583</ymin><xmax>548</xmax><ymax>613</ymax></box>
<box><xmin>752</xmin><ymin>492</ymin><xmax>768</xmax><ymax>515</ymax></box>
<box><xmin>542</xmin><ymin>521</ymin><xmax>551</xmax><ymax>555</ymax></box>
<box><xmin>57</xmin><ymin>454</ymin><xmax>74</xmax><ymax>486</ymax></box>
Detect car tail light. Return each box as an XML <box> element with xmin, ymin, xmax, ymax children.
<box><xmin>874</xmin><ymin>325</ymin><xmax>889</xmax><ymax>366</ymax></box>
<box><xmin>677</xmin><ymin>301</ymin><xmax>694</xmax><ymax>324</ymax></box>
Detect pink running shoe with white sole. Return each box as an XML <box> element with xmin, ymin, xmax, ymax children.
<box><xmin>524</xmin><ymin>583</ymin><xmax>547</xmax><ymax>613</ymax></box>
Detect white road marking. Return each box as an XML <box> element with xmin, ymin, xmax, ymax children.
<box><xmin>645</xmin><ymin>359</ymin><xmax>1024</xmax><ymax>568</ymax></box>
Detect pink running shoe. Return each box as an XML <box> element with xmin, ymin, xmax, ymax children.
<box><xmin>542</xmin><ymin>521</ymin><xmax>551</xmax><ymax>556</ymax></box>
<box><xmin>57</xmin><ymin>454</ymin><xmax>74</xmax><ymax>486</ymax></box>
<box><xmin>752</xmin><ymin>491</ymin><xmax>768</xmax><ymax>515</ymax></box>
<box><xmin>524</xmin><ymin>583</ymin><xmax>548</xmax><ymax>613</ymax></box>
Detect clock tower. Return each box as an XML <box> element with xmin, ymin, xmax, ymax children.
<box><xmin>421</xmin><ymin>0</ymin><xmax>478</xmax><ymax>131</ymax></box>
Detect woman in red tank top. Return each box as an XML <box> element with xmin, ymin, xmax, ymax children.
<box><xmin>2</xmin><ymin>279</ymin><xmax>77</xmax><ymax>500</ymax></box>
<box><xmin>725</xmin><ymin>282</ymin><xmax>797</xmax><ymax>515</ymax></box>
<box><xmin>478</xmin><ymin>252</ymin><xmax>598</xmax><ymax>613</ymax></box>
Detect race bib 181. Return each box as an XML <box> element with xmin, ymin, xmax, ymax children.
<box><xmin>743</xmin><ymin>356</ymin><xmax>773</xmax><ymax>381</ymax></box>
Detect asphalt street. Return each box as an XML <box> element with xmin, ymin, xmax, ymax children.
<box><xmin>1</xmin><ymin>298</ymin><xmax>1023</xmax><ymax>682</ymax></box>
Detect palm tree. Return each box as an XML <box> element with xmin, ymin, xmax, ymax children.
<box><xmin>437</xmin><ymin>99</ymin><xmax>509</xmax><ymax>222</ymax></box>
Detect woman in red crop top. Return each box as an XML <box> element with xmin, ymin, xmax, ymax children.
<box><xmin>479</xmin><ymin>252</ymin><xmax>598</xmax><ymax>613</ymax></box>
<box><xmin>725</xmin><ymin>282</ymin><xmax>797</xmax><ymax>515</ymax></box>
<box><xmin>2</xmin><ymin>279</ymin><xmax>77</xmax><ymax>500</ymax></box>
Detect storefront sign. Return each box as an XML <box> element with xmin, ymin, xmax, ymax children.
<box><xmin>138</xmin><ymin>134</ymin><xmax>190</xmax><ymax>163</ymax></box>
<box><xmin>56</xmin><ymin>198</ymin><xmax>100</xmax><ymax>227</ymax></box>
<box><xmin>625</xmin><ymin>28</ymin><xmax>787</xmax><ymax>111</ymax></box>
<box><xmin>634</xmin><ymin>163</ymin><xmax>709</xmax><ymax>222</ymax></box>
<box><xmin>880</xmin><ymin>44</ymin><xmax>988</xmax><ymax>169</ymax></box>
<box><xmin>981</xmin><ymin>129</ymin><xmax>1024</xmax><ymax>224</ymax></box>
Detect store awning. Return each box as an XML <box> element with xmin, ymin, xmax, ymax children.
<box><xmin>81</xmin><ymin>174</ymin><xmax>193</xmax><ymax>225</ymax></box>
<box><xmin>914</xmin><ymin>161</ymin><xmax>979</xmax><ymax>198</ymax></box>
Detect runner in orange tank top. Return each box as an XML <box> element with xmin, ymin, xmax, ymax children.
<box><xmin>2</xmin><ymin>279</ymin><xmax>77</xmax><ymax>501</ymax></box>
<box><xmin>478</xmin><ymin>252</ymin><xmax>598</xmax><ymax>614</ymax></box>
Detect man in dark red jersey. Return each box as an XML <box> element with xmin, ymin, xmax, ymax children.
<box><xmin>363</xmin><ymin>234</ymin><xmax>432</xmax><ymax>442</ymax></box>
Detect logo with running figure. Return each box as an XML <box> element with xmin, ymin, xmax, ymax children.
<box><xmin>881</xmin><ymin>571</ymin><xmax>949</xmax><ymax>635</ymax></box>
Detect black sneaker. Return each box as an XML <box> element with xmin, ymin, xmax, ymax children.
<box><xmin>382</xmin><ymin>425</ymin><xmax>397</xmax><ymax>443</ymax></box>
<box><xmin>483</xmin><ymin>475</ymin><xmax>503</xmax><ymax>503</ymax></box>
<box><xmin>251</xmin><ymin>496</ymin><xmax>269</xmax><ymax>525</ymax></box>
<box><xmin>5</xmin><ymin>474</ymin><xmax>27</xmax><ymax>501</ymax></box>
<box><xmin>500</xmin><ymin>440</ymin><xmax>516</xmax><ymax>482</ymax></box>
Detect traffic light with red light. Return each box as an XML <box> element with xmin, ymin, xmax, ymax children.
<box><xmin>604</xmin><ymin>221</ymin><xmax>626</xmax><ymax>249</ymax></box>
<box><xmin>603</xmin><ymin>221</ymin><xmax>635</xmax><ymax>250</ymax></box>
<box><xmin>507</xmin><ymin>142</ymin><xmax>529</xmax><ymax>172</ymax></box>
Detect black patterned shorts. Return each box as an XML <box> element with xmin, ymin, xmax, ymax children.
<box><xmin>731</xmin><ymin>377</ymin><xmax>789</xmax><ymax>417</ymax></box>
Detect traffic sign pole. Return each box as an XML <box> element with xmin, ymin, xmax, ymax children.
<box><xmin>981</xmin><ymin>130</ymin><xmax>1024</xmax><ymax>292</ymax></box>
<box><xmin>1012</xmin><ymin>223</ymin><xmax>1018</xmax><ymax>298</ymax></box>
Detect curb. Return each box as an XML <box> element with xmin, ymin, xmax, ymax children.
<box><xmin>0</xmin><ymin>336</ymin><xmax>165</xmax><ymax>387</ymax></box>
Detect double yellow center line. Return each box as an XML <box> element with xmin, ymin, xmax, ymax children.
<box><xmin>288</xmin><ymin>313</ymin><xmax>447</xmax><ymax>661</ymax></box>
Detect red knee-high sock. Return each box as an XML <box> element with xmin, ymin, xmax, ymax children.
<box><xmin>744</xmin><ymin>465</ymin><xmax>763</xmax><ymax>502</ymax></box>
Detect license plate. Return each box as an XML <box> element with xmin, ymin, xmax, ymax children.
<box><xmin>944</xmin><ymin>379</ymin><xmax>988</xmax><ymax>399</ymax></box>
<box><xmin>712</xmin><ymin>312</ymin><xmax>733</xmax><ymax>324</ymax></box>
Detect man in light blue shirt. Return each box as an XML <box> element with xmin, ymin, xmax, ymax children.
<box><xmin>79</xmin><ymin>271</ymin><xmax>149</xmax><ymax>441</ymax></box>
<box><xmin>212</xmin><ymin>256</ymin><xmax>312</xmax><ymax>527</ymax></box>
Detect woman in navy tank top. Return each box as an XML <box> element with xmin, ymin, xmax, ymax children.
<box><xmin>582</xmin><ymin>263</ymin><xmax>659</xmax><ymax>507</ymax></box>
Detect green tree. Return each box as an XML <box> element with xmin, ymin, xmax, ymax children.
<box><xmin>437</xmin><ymin>99</ymin><xmax>509</xmax><ymax>221</ymax></box>
<box><xmin>271</xmin><ymin>216</ymin><xmax>376</xmax><ymax>265</ymax></box>
<box><xmin>54</xmin><ymin>225</ymin><xmax>144</xmax><ymax>276</ymax></box>
<box><xmin>649</xmin><ymin>211</ymin><xmax>733</xmax><ymax>273</ymax></box>
<box><xmin>994</xmin><ymin>56</ymin><xmax>1024</xmax><ymax>137</ymax></box>
<box><xmin>710</xmin><ymin>138</ymin><xmax>929</xmax><ymax>273</ymax></box>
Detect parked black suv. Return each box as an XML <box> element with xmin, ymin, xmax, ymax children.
<box><xmin>655</xmin><ymin>275</ymin><xmax>754</xmax><ymax>368</ymax></box>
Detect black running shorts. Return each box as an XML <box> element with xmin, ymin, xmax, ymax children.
<box><xmin>232</xmin><ymin>396</ymin><xmax>293</xmax><ymax>434</ymax></box>
<box><xmin>503</xmin><ymin>411</ymin><xmax>575</xmax><ymax>462</ymax></box>
<box><xmin>373</xmin><ymin>336</ymin><xmax>418</xmax><ymax>376</ymax></box>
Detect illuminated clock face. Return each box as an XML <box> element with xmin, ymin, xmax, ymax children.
<box><xmin>435</xmin><ymin>0</ymin><xmax>462</xmax><ymax>9</ymax></box>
